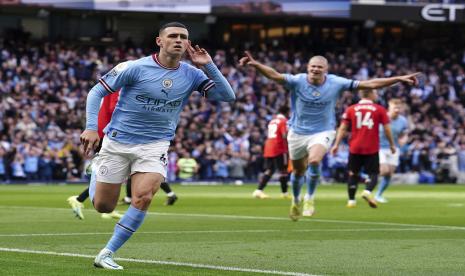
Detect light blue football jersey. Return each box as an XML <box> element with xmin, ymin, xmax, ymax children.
<box><xmin>283</xmin><ymin>73</ymin><xmax>359</xmax><ymax>135</ymax></box>
<box><xmin>379</xmin><ymin>115</ymin><xmax>408</xmax><ymax>148</ymax></box>
<box><xmin>97</xmin><ymin>54</ymin><xmax>215</xmax><ymax>144</ymax></box>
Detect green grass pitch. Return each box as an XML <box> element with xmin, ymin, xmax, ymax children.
<box><xmin>0</xmin><ymin>183</ymin><xmax>464</xmax><ymax>275</ymax></box>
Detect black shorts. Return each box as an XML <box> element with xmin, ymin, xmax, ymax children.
<box><xmin>348</xmin><ymin>153</ymin><xmax>379</xmax><ymax>175</ymax></box>
<box><xmin>264</xmin><ymin>154</ymin><xmax>288</xmax><ymax>172</ymax></box>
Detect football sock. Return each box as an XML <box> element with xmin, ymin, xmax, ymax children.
<box><xmin>290</xmin><ymin>173</ymin><xmax>304</xmax><ymax>204</ymax></box>
<box><xmin>279</xmin><ymin>174</ymin><xmax>289</xmax><ymax>193</ymax></box>
<box><xmin>258</xmin><ymin>174</ymin><xmax>272</xmax><ymax>191</ymax></box>
<box><xmin>376</xmin><ymin>175</ymin><xmax>391</xmax><ymax>197</ymax></box>
<box><xmin>160</xmin><ymin>182</ymin><xmax>172</xmax><ymax>194</ymax></box>
<box><xmin>89</xmin><ymin>168</ymin><xmax>97</xmax><ymax>204</ymax></box>
<box><xmin>306</xmin><ymin>165</ymin><xmax>319</xmax><ymax>197</ymax></box>
<box><xmin>106</xmin><ymin>205</ymin><xmax>146</xmax><ymax>253</ymax></box>
<box><xmin>366</xmin><ymin>174</ymin><xmax>379</xmax><ymax>192</ymax></box>
<box><xmin>77</xmin><ymin>188</ymin><xmax>89</xmax><ymax>203</ymax></box>
<box><xmin>303</xmin><ymin>193</ymin><xmax>314</xmax><ymax>201</ymax></box>
<box><xmin>360</xmin><ymin>172</ymin><xmax>369</xmax><ymax>182</ymax></box>
<box><xmin>126</xmin><ymin>178</ymin><xmax>132</xmax><ymax>197</ymax></box>
<box><xmin>348</xmin><ymin>174</ymin><xmax>358</xmax><ymax>200</ymax></box>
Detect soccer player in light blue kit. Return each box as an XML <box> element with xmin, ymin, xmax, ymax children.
<box><xmin>239</xmin><ymin>52</ymin><xmax>418</xmax><ymax>221</ymax></box>
<box><xmin>375</xmin><ymin>98</ymin><xmax>409</xmax><ymax>203</ymax></box>
<box><xmin>80</xmin><ymin>22</ymin><xmax>235</xmax><ymax>269</ymax></box>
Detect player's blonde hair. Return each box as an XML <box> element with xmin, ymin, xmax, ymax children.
<box><xmin>309</xmin><ymin>55</ymin><xmax>328</xmax><ymax>66</ymax></box>
<box><xmin>360</xmin><ymin>89</ymin><xmax>375</xmax><ymax>99</ymax></box>
<box><xmin>388</xmin><ymin>98</ymin><xmax>402</xmax><ymax>106</ymax></box>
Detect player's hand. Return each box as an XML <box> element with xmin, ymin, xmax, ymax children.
<box><xmin>184</xmin><ymin>41</ymin><xmax>212</xmax><ymax>66</ymax></box>
<box><xmin>390</xmin><ymin>146</ymin><xmax>396</xmax><ymax>154</ymax></box>
<box><xmin>330</xmin><ymin>145</ymin><xmax>338</xmax><ymax>156</ymax></box>
<box><xmin>80</xmin><ymin>130</ymin><xmax>100</xmax><ymax>157</ymax></box>
<box><xmin>398</xmin><ymin>72</ymin><xmax>420</xmax><ymax>86</ymax></box>
<box><xmin>239</xmin><ymin>51</ymin><xmax>259</xmax><ymax>67</ymax></box>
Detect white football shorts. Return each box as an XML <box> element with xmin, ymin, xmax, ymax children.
<box><xmin>287</xmin><ymin>130</ymin><xmax>336</xmax><ymax>160</ymax></box>
<box><xmin>94</xmin><ymin>136</ymin><xmax>169</xmax><ymax>184</ymax></box>
<box><xmin>379</xmin><ymin>148</ymin><xmax>400</xmax><ymax>166</ymax></box>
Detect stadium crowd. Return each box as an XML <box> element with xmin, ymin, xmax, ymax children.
<box><xmin>1</xmin><ymin>32</ymin><xmax>465</xmax><ymax>183</ymax></box>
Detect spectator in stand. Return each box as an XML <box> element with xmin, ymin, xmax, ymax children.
<box><xmin>24</xmin><ymin>145</ymin><xmax>41</xmax><ymax>181</ymax></box>
<box><xmin>38</xmin><ymin>152</ymin><xmax>54</xmax><ymax>182</ymax></box>
<box><xmin>177</xmin><ymin>151</ymin><xmax>199</xmax><ymax>181</ymax></box>
<box><xmin>167</xmin><ymin>150</ymin><xmax>179</xmax><ymax>182</ymax></box>
<box><xmin>214</xmin><ymin>153</ymin><xmax>230</xmax><ymax>181</ymax></box>
<box><xmin>11</xmin><ymin>152</ymin><xmax>26</xmax><ymax>181</ymax></box>
<box><xmin>228</xmin><ymin>152</ymin><xmax>247</xmax><ymax>181</ymax></box>
<box><xmin>198</xmin><ymin>153</ymin><xmax>216</xmax><ymax>180</ymax></box>
<box><xmin>458</xmin><ymin>142</ymin><xmax>465</xmax><ymax>172</ymax></box>
<box><xmin>0</xmin><ymin>147</ymin><xmax>6</xmax><ymax>181</ymax></box>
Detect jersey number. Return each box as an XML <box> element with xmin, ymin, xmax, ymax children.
<box><xmin>355</xmin><ymin>111</ymin><xmax>374</xmax><ymax>129</ymax></box>
<box><xmin>267</xmin><ymin>123</ymin><xmax>278</xmax><ymax>139</ymax></box>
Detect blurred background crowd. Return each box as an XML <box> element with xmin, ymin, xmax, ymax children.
<box><xmin>1</xmin><ymin>30</ymin><xmax>465</xmax><ymax>184</ymax></box>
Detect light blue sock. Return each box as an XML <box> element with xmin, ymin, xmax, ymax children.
<box><xmin>376</xmin><ymin>176</ymin><xmax>391</xmax><ymax>198</ymax></box>
<box><xmin>305</xmin><ymin>165</ymin><xmax>320</xmax><ymax>197</ymax></box>
<box><xmin>290</xmin><ymin>173</ymin><xmax>304</xmax><ymax>204</ymax></box>
<box><xmin>89</xmin><ymin>168</ymin><xmax>96</xmax><ymax>204</ymax></box>
<box><xmin>360</xmin><ymin>172</ymin><xmax>369</xmax><ymax>182</ymax></box>
<box><xmin>106</xmin><ymin>205</ymin><xmax>146</xmax><ymax>253</ymax></box>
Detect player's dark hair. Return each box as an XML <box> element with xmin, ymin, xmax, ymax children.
<box><xmin>278</xmin><ymin>105</ymin><xmax>290</xmax><ymax>115</ymax></box>
<box><xmin>159</xmin><ymin>22</ymin><xmax>187</xmax><ymax>35</ymax></box>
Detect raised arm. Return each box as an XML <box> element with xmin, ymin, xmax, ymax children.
<box><xmin>239</xmin><ymin>51</ymin><xmax>285</xmax><ymax>84</ymax></box>
<box><xmin>357</xmin><ymin>73</ymin><xmax>420</xmax><ymax>90</ymax></box>
<box><xmin>330</xmin><ymin>123</ymin><xmax>348</xmax><ymax>156</ymax></box>
<box><xmin>186</xmin><ymin>42</ymin><xmax>235</xmax><ymax>102</ymax></box>
<box><xmin>202</xmin><ymin>62</ymin><xmax>236</xmax><ymax>102</ymax></box>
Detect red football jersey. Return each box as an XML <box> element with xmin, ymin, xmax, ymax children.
<box><xmin>264</xmin><ymin>114</ymin><xmax>288</xmax><ymax>157</ymax></box>
<box><xmin>342</xmin><ymin>100</ymin><xmax>389</xmax><ymax>154</ymax></box>
<box><xmin>97</xmin><ymin>91</ymin><xmax>120</xmax><ymax>139</ymax></box>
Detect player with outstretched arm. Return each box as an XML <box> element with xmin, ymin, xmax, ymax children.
<box><xmin>239</xmin><ymin>52</ymin><xmax>418</xmax><ymax>221</ymax></box>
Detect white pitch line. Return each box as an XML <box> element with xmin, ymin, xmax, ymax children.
<box><xmin>447</xmin><ymin>203</ymin><xmax>464</xmax><ymax>207</ymax></box>
<box><xmin>0</xmin><ymin>247</ymin><xmax>317</xmax><ymax>276</ymax></box>
<box><xmin>149</xmin><ymin>211</ymin><xmax>465</xmax><ymax>230</ymax></box>
<box><xmin>3</xmin><ymin>205</ymin><xmax>465</xmax><ymax>230</ymax></box>
<box><xmin>0</xmin><ymin>227</ymin><xmax>462</xmax><ymax>238</ymax></box>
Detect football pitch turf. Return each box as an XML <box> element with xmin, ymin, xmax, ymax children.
<box><xmin>0</xmin><ymin>184</ymin><xmax>464</xmax><ymax>275</ymax></box>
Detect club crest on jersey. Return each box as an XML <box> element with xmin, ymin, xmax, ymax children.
<box><xmin>162</xmin><ymin>79</ymin><xmax>173</xmax><ymax>89</ymax></box>
<box><xmin>312</xmin><ymin>90</ymin><xmax>321</xmax><ymax>97</ymax></box>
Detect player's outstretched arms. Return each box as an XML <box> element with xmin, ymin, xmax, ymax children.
<box><xmin>185</xmin><ymin>41</ymin><xmax>235</xmax><ymax>102</ymax></box>
<box><xmin>239</xmin><ymin>51</ymin><xmax>285</xmax><ymax>84</ymax></box>
<box><xmin>358</xmin><ymin>72</ymin><xmax>420</xmax><ymax>89</ymax></box>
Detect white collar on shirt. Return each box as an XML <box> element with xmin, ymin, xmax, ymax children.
<box><xmin>358</xmin><ymin>99</ymin><xmax>373</xmax><ymax>104</ymax></box>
